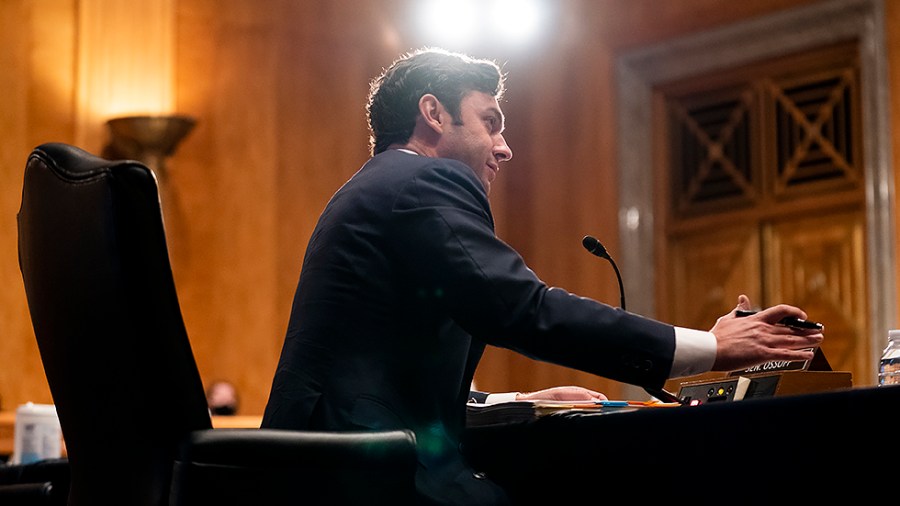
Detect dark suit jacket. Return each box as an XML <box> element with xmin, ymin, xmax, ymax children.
<box><xmin>262</xmin><ymin>149</ymin><xmax>676</xmax><ymax>505</ymax></box>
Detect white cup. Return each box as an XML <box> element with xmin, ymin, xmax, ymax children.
<box><xmin>11</xmin><ymin>402</ymin><xmax>62</xmax><ymax>465</ymax></box>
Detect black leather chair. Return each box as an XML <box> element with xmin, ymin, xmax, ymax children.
<box><xmin>16</xmin><ymin>142</ymin><xmax>417</xmax><ymax>506</ymax></box>
<box><xmin>0</xmin><ymin>458</ymin><xmax>69</xmax><ymax>505</ymax></box>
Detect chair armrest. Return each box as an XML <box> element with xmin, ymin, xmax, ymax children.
<box><xmin>0</xmin><ymin>458</ymin><xmax>70</xmax><ymax>505</ymax></box>
<box><xmin>170</xmin><ymin>428</ymin><xmax>417</xmax><ymax>506</ymax></box>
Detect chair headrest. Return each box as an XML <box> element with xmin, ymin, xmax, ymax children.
<box><xmin>30</xmin><ymin>142</ymin><xmax>152</xmax><ymax>182</ymax></box>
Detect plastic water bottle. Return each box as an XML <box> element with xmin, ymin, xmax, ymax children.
<box><xmin>11</xmin><ymin>402</ymin><xmax>61</xmax><ymax>464</ymax></box>
<box><xmin>878</xmin><ymin>330</ymin><xmax>900</xmax><ymax>386</ymax></box>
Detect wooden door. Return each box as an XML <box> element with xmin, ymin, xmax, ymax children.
<box><xmin>655</xmin><ymin>42</ymin><xmax>869</xmax><ymax>383</ymax></box>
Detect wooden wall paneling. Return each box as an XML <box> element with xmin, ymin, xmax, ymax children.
<box><xmin>592</xmin><ymin>0</ymin><xmax>823</xmax><ymax>51</ymax></box>
<box><xmin>0</xmin><ymin>0</ymin><xmax>77</xmax><ymax>411</ymax></box>
<box><xmin>0</xmin><ymin>0</ymin><xmax>45</xmax><ymax>412</ymax></box>
<box><xmin>887</xmin><ymin>0</ymin><xmax>900</xmax><ymax>322</ymax></box>
<box><xmin>173</xmin><ymin>0</ymin><xmax>285</xmax><ymax>415</ymax></box>
<box><xmin>667</xmin><ymin>226</ymin><xmax>763</xmax><ymax>328</ymax></box>
<box><xmin>75</xmin><ymin>0</ymin><xmax>176</xmax><ymax>155</ymax></box>
<box><xmin>560</xmin><ymin>41</ymin><xmax>628</xmax><ymax>399</ymax></box>
<box><xmin>171</xmin><ymin>0</ymin><xmax>223</xmax><ymax>392</ymax></box>
<box><xmin>496</xmin><ymin>49</ymin><xmax>584</xmax><ymax>394</ymax></box>
<box><xmin>474</xmin><ymin>53</ymin><xmax>536</xmax><ymax>394</ymax></box>
<box><xmin>268</xmin><ymin>2</ymin><xmax>407</xmax><ymax>412</ymax></box>
<box><xmin>174</xmin><ymin>0</ymin><xmax>409</xmax><ymax>414</ymax></box>
<box><xmin>471</xmin><ymin>35</ymin><xmax>626</xmax><ymax>396</ymax></box>
<box><xmin>766</xmin><ymin>208</ymin><xmax>869</xmax><ymax>381</ymax></box>
<box><xmin>274</xmin><ymin>0</ymin><xmax>397</xmax><ymax>320</ymax></box>
<box><xmin>25</xmin><ymin>1</ymin><xmax>77</xmax><ymax>150</ymax></box>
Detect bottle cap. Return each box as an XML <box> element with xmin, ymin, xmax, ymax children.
<box><xmin>889</xmin><ymin>329</ymin><xmax>900</xmax><ymax>340</ymax></box>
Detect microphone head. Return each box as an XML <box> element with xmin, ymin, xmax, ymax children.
<box><xmin>582</xmin><ymin>235</ymin><xmax>609</xmax><ymax>259</ymax></box>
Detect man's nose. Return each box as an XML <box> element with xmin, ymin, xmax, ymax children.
<box><xmin>494</xmin><ymin>135</ymin><xmax>513</xmax><ymax>162</ymax></box>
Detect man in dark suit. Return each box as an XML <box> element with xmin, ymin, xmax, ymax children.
<box><xmin>261</xmin><ymin>48</ymin><xmax>823</xmax><ymax>505</ymax></box>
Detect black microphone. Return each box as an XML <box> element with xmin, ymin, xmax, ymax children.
<box><xmin>581</xmin><ymin>234</ymin><xmax>683</xmax><ymax>405</ymax></box>
<box><xmin>581</xmin><ymin>235</ymin><xmax>626</xmax><ymax>311</ymax></box>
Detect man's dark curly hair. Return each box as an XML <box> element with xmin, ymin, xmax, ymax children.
<box><xmin>366</xmin><ymin>47</ymin><xmax>506</xmax><ymax>155</ymax></box>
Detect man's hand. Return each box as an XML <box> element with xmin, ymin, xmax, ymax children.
<box><xmin>515</xmin><ymin>386</ymin><xmax>608</xmax><ymax>402</ymax></box>
<box><xmin>709</xmin><ymin>294</ymin><xmax>824</xmax><ymax>372</ymax></box>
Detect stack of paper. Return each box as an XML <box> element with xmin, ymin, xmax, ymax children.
<box><xmin>465</xmin><ymin>399</ymin><xmax>679</xmax><ymax>428</ymax></box>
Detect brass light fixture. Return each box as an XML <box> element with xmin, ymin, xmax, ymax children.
<box><xmin>104</xmin><ymin>114</ymin><xmax>196</xmax><ymax>180</ymax></box>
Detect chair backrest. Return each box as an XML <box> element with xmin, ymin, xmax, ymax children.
<box><xmin>17</xmin><ymin>143</ymin><xmax>212</xmax><ymax>506</ymax></box>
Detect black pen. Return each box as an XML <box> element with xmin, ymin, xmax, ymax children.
<box><xmin>735</xmin><ymin>309</ymin><xmax>823</xmax><ymax>330</ymax></box>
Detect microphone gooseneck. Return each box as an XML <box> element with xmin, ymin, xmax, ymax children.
<box><xmin>581</xmin><ymin>235</ymin><xmax>625</xmax><ymax>311</ymax></box>
<box><xmin>581</xmin><ymin>234</ymin><xmax>683</xmax><ymax>405</ymax></box>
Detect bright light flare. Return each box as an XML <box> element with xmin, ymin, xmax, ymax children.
<box><xmin>417</xmin><ymin>0</ymin><xmax>479</xmax><ymax>49</ymax></box>
<box><xmin>493</xmin><ymin>0</ymin><xmax>543</xmax><ymax>43</ymax></box>
<box><xmin>416</xmin><ymin>0</ymin><xmax>547</xmax><ymax>49</ymax></box>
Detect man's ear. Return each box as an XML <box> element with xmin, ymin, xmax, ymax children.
<box><xmin>418</xmin><ymin>94</ymin><xmax>446</xmax><ymax>134</ymax></box>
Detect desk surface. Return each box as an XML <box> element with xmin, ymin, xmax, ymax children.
<box><xmin>463</xmin><ymin>385</ymin><xmax>900</xmax><ymax>503</ymax></box>
<box><xmin>211</xmin><ymin>415</ymin><xmax>262</xmax><ymax>429</ymax></box>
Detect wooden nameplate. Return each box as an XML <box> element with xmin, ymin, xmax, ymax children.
<box><xmin>676</xmin><ymin>348</ymin><xmax>852</xmax><ymax>405</ymax></box>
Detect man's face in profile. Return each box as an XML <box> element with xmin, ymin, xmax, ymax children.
<box><xmin>437</xmin><ymin>91</ymin><xmax>513</xmax><ymax>195</ymax></box>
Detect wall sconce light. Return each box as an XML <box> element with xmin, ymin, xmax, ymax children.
<box><xmin>103</xmin><ymin>115</ymin><xmax>197</xmax><ymax>181</ymax></box>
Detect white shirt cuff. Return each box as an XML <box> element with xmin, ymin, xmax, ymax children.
<box><xmin>671</xmin><ymin>326</ymin><xmax>717</xmax><ymax>377</ymax></box>
<box><xmin>483</xmin><ymin>392</ymin><xmax>520</xmax><ymax>404</ymax></box>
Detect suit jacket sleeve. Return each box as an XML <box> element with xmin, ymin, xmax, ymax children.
<box><xmin>390</xmin><ymin>159</ymin><xmax>676</xmax><ymax>390</ymax></box>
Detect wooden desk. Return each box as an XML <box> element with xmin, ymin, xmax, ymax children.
<box><xmin>463</xmin><ymin>385</ymin><xmax>900</xmax><ymax>503</ymax></box>
<box><xmin>211</xmin><ymin>415</ymin><xmax>262</xmax><ymax>428</ymax></box>
<box><xmin>1</xmin><ymin>412</ymin><xmax>263</xmax><ymax>459</ymax></box>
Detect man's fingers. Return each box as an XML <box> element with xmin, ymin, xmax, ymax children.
<box><xmin>756</xmin><ymin>303</ymin><xmax>808</xmax><ymax>323</ymax></box>
<box><xmin>763</xmin><ymin>329</ymin><xmax>824</xmax><ymax>348</ymax></box>
<box><xmin>736</xmin><ymin>294</ymin><xmax>752</xmax><ymax>310</ymax></box>
<box><xmin>766</xmin><ymin>347</ymin><xmax>817</xmax><ymax>362</ymax></box>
